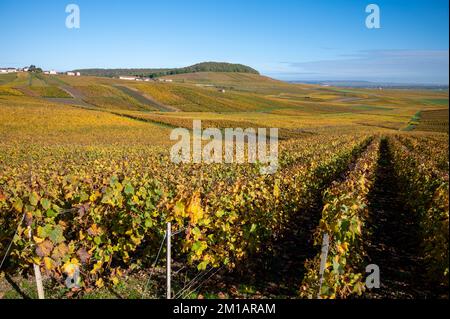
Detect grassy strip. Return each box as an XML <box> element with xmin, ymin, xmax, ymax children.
<box><xmin>401</xmin><ymin>111</ymin><xmax>421</xmax><ymax>131</ymax></box>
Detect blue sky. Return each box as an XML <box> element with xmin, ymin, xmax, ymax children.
<box><xmin>0</xmin><ymin>0</ymin><xmax>448</xmax><ymax>84</ymax></box>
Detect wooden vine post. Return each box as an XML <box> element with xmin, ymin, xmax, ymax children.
<box><xmin>317</xmin><ymin>233</ymin><xmax>330</xmax><ymax>299</ymax></box>
<box><xmin>29</xmin><ymin>155</ymin><xmax>45</xmax><ymax>299</ymax></box>
<box><xmin>166</xmin><ymin>222</ymin><xmax>171</xmax><ymax>299</ymax></box>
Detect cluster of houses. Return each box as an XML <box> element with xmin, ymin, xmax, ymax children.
<box><xmin>0</xmin><ymin>67</ymin><xmax>81</xmax><ymax>76</ymax></box>
<box><xmin>0</xmin><ymin>67</ymin><xmax>21</xmax><ymax>73</ymax></box>
<box><xmin>66</xmin><ymin>71</ymin><xmax>81</xmax><ymax>76</ymax></box>
<box><xmin>43</xmin><ymin>70</ymin><xmax>58</xmax><ymax>75</ymax></box>
<box><xmin>43</xmin><ymin>70</ymin><xmax>81</xmax><ymax>76</ymax></box>
<box><xmin>118</xmin><ymin>76</ymin><xmax>174</xmax><ymax>83</ymax></box>
<box><xmin>118</xmin><ymin>76</ymin><xmax>152</xmax><ymax>82</ymax></box>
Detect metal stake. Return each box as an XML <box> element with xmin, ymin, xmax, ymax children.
<box><xmin>166</xmin><ymin>222</ymin><xmax>171</xmax><ymax>299</ymax></box>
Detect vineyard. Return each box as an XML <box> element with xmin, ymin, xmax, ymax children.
<box><xmin>0</xmin><ymin>72</ymin><xmax>448</xmax><ymax>299</ymax></box>
<box><xmin>0</xmin><ymin>130</ymin><xmax>447</xmax><ymax>299</ymax></box>
<box><xmin>411</xmin><ymin>109</ymin><xmax>449</xmax><ymax>133</ymax></box>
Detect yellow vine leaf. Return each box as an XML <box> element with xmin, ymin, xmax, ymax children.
<box><xmin>43</xmin><ymin>257</ymin><xmax>54</xmax><ymax>270</ymax></box>
<box><xmin>33</xmin><ymin>236</ymin><xmax>45</xmax><ymax>244</ymax></box>
<box><xmin>187</xmin><ymin>192</ymin><xmax>204</xmax><ymax>225</ymax></box>
<box><xmin>96</xmin><ymin>278</ymin><xmax>104</xmax><ymax>288</ymax></box>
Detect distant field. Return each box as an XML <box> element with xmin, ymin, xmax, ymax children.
<box><xmin>131</xmin><ymin>82</ymin><xmax>302</xmax><ymax>112</ymax></box>
<box><xmin>28</xmin><ymin>86</ymin><xmax>71</xmax><ymax>98</ymax></box>
<box><xmin>421</xmin><ymin>98</ymin><xmax>449</xmax><ymax>106</ymax></box>
<box><xmin>161</xmin><ymin>71</ymin><xmax>314</xmax><ymax>95</ymax></box>
<box><xmin>73</xmin><ymin>84</ymin><xmax>154</xmax><ymax>111</ymax></box>
<box><xmin>414</xmin><ymin>109</ymin><xmax>449</xmax><ymax>133</ymax></box>
<box><xmin>0</xmin><ymin>73</ymin><xmax>17</xmax><ymax>85</ymax></box>
<box><xmin>113</xmin><ymin>85</ymin><xmax>159</xmax><ymax>111</ymax></box>
<box><xmin>0</xmin><ymin>73</ymin><xmax>72</xmax><ymax>98</ymax></box>
<box><xmin>162</xmin><ymin>71</ymin><xmax>280</xmax><ymax>86</ymax></box>
<box><xmin>0</xmin><ymin>72</ymin><xmax>447</xmax><ymax>129</ymax></box>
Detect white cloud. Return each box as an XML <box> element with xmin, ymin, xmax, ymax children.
<box><xmin>267</xmin><ymin>50</ymin><xmax>449</xmax><ymax>84</ymax></box>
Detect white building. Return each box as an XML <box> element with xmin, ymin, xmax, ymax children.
<box><xmin>65</xmin><ymin>71</ymin><xmax>80</xmax><ymax>76</ymax></box>
<box><xmin>119</xmin><ymin>76</ymin><xmax>137</xmax><ymax>81</ymax></box>
<box><xmin>0</xmin><ymin>68</ymin><xmax>17</xmax><ymax>73</ymax></box>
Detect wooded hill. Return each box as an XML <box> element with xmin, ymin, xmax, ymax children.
<box><xmin>73</xmin><ymin>62</ymin><xmax>259</xmax><ymax>78</ymax></box>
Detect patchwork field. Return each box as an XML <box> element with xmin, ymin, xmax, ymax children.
<box><xmin>413</xmin><ymin>109</ymin><xmax>449</xmax><ymax>132</ymax></box>
<box><xmin>0</xmin><ymin>71</ymin><xmax>448</xmax><ymax>299</ymax></box>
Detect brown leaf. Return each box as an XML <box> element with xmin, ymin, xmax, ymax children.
<box><xmin>36</xmin><ymin>240</ymin><xmax>54</xmax><ymax>257</ymax></box>
<box><xmin>87</xmin><ymin>224</ymin><xmax>101</xmax><ymax>236</ymax></box>
<box><xmin>24</xmin><ymin>212</ymin><xmax>33</xmax><ymax>227</ymax></box>
<box><xmin>76</xmin><ymin>247</ymin><xmax>91</xmax><ymax>264</ymax></box>
<box><xmin>52</xmin><ymin>243</ymin><xmax>69</xmax><ymax>261</ymax></box>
